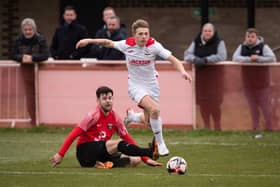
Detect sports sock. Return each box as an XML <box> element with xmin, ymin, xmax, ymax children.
<box><xmin>128</xmin><ymin>112</ymin><xmax>143</xmax><ymax>123</ymax></box>
<box><xmin>117</xmin><ymin>141</ymin><xmax>151</xmax><ymax>157</ymax></box>
<box><xmin>150</xmin><ymin>117</ymin><xmax>164</xmax><ymax>145</ymax></box>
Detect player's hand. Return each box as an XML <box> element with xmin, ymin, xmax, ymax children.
<box><xmin>182</xmin><ymin>71</ymin><xmax>192</xmax><ymax>82</ymax></box>
<box><xmin>51</xmin><ymin>153</ymin><xmax>63</xmax><ymax>167</ymax></box>
<box><xmin>145</xmin><ymin>159</ymin><xmax>162</xmax><ymax>167</ymax></box>
<box><xmin>76</xmin><ymin>39</ymin><xmax>91</xmax><ymax>49</ymax></box>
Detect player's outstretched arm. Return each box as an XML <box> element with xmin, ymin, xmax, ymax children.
<box><xmin>76</xmin><ymin>38</ymin><xmax>114</xmax><ymax>49</ymax></box>
<box><xmin>145</xmin><ymin>158</ymin><xmax>162</xmax><ymax>167</ymax></box>
<box><xmin>167</xmin><ymin>55</ymin><xmax>192</xmax><ymax>81</ymax></box>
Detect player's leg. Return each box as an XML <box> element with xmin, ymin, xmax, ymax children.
<box><xmin>124</xmin><ymin>108</ymin><xmax>145</xmax><ymax>125</ymax></box>
<box><xmin>111</xmin><ymin>154</ymin><xmax>141</xmax><ymax>167</ymax></box>
<box><xmin>105</xmin><ymin>139</ymin><xmax>159</xmax><ymax>160</ymax></box>
<box><xmin>124</xmin><ymin>108</ymin><xmax>150</xmax><ymax>126</ymax></box>
<box><xmin>76</xmin><ymin>141</ymin><xmax>102</xmax><ymax>167</ymax></box>
<box><xmin>139</xmin><ymin>95</ymin><xmax>169</xmax><ymax>156</ymax></box>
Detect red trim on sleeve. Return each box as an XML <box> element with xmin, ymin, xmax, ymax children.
<box><xmin>141</xmin><ymin>156</ymin><xmax>149</xmax><ymax>163</ymax></box>
<box><xmin>58</xmin><ymin>126</ymin><xmax>84</xmax><ymax>157</ymax></box>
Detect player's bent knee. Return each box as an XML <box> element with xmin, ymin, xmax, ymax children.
<box><xmin>106</xmin><ymin>139</ymin><xmax>122</xmax><ymax>154</ymax></box>
<box><xmin>150</xmin><ymin>107</ymin><xmax>160</xmax><ymax>118</ymax></box>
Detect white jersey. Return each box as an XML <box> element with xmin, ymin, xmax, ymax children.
<box><xmin>113</xmin><ymin>37</ymin><xmax>171</xmax><ymax>84</ymax></box>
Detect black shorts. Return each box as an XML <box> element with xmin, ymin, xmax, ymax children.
<box><xmin>76</xmin><ymin>141</ymin><xmax>130</xmax><ymax>167</ymax></box>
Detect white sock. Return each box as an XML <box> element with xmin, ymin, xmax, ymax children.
<box><xmin>150</xmin><ymin>117</ymin><xmax>164</xmax><ymax>145</ymax></box>
<box><xmin>128</xmin><ymin>112</ymin><xmax>143</xmax><ymax>123</ymax></box>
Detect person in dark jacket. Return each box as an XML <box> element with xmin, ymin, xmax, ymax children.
<box><xmin>50</xmin><ymin>5</ymin><xmax>89</xmax><ymax>59</ymax></box>
<box><xmin>184</xmin><ymin>23</ymin><xmax>227</xmax><ymax>130</ymax></box>
<box><xmin>10</xmin><ymin>18</ymin><xmax>49</xmax><ymax>125</ymax></box>
<box><xmin>91</xmin><ymin>16</ymin><xmax>126</xmax><ymax>60</ymax></box>
<box><xmin>233</xmin><ymin>28</ymin><xmax>276</xmax><ymax>131</ymax></box>
<box><xmin>11</xmin><ymin>18</ymin><xmax>49</xmax><ymax>62</ymax></box>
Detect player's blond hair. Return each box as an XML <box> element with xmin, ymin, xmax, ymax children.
<box><xmin>131</xmin><ymin>19</ymin><xmax>149</xmax><ymax>34</ymax></box>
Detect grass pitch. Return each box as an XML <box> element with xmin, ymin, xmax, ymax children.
<box><xmin>0</xmin><ymin>127</ymin><xmax>279</xmax><ymax>187</ymax></box>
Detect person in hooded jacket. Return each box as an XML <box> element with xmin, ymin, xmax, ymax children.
<box><xmin>184</xmin><ymin>23</ymin><xmax>227</xmax><ymax>130</ymax></box>
<box><xmin>233</xmin><ymin>28</ymin><xmax>276</xmax><ymax>131</ymax></box>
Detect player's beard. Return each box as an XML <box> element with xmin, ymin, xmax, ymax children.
<box><xmin>101</xmin><ymin>105</ymin><xmax>112</xmax><ymax>114</ymax></box>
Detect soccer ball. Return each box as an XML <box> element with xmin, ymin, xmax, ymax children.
<box><xmin>166</xmin><ymin>156</ymin><xmax>187</xmax><ymax>175</ymax></box>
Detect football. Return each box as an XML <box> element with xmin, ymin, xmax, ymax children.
<box><xmin>166</xmin><ymin>156</ymin><xmax>187</xmax><ymax>175</ymax></box>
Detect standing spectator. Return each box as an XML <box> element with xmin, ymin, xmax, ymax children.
<box><xmin>91</xmin><ymin>16</ymin><xmax>127</xmax><ymax>60</ymax></box>
<box><xmin>102</xmin><ymin>7</ymin><xmax>116</xmax><ymax>25</ymax></box>
<box><xmin>10</xmin><ymin>18</ymin><xmax>49</xmax><ymax>125</ymax></box>
<box><xmin>184</xmin><ymin>23</ymin><xmax>227</xmax><ymax>130</ymax></box>
<box><xmin>50</xmin><ymin>5</ymin><xmax>89</xmax><ymax>59</ymax></box>
<box><xmin>97</xmin><ymin>7</ymin><xmax>127</xmax><ymax>39</ymax></box>
<box><xmin>232</xmin><ymin>28</ymin><xmax>276</xmax><ymax>131</ymax></box>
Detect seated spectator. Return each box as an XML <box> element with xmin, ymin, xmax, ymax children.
<box><xmin>232</xmin><ymin>28</ymin><xmax>276</xmax><ymax>131</ymax></box>
<box><xmin>91</xmin><ymin>16</ymin><xmax>127</xmax><ymax>60</ymax></box>
<box><xmin>184</xmin><ymin>23</ymin><xmax>227</xmax><ymax>130</ymax></box>
<box><xmin>50</xmin><ymin>5</ymin><xmax>89</xmax><ymax>59</ymax></box>
<box><xmin>10</xmin><ymin>18</ymin><xmax>49</xmax><ymax>125</ymax></box>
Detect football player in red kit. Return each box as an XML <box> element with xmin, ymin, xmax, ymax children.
<box><xmin>51</xmin><ymin>86</ymin><xmax>161</xmax><ymax>168</ymax></box>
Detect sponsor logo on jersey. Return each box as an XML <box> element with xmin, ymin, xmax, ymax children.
<box><xmin>144</xmin><ymin>49</ymin><xmax>151</xmax><ymax>56</ymax></box>
<box><xmin>127</xmin><ymin>50</ymin><xmax>134</xmax><ymax>53</ymax></box>
<box><xmin>107</xmin><ymin>123</ymin><xmax>113</xmax><ymax>130</ymax></box>
<box><xmin>129</xmin><ymin>59</ymin><xmax>151</xmax><ymax>65</ymax></box>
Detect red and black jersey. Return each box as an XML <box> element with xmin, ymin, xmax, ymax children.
<box><xmin>57</xmin><ymin>106</ymin><xmax>148</xmax><ymax>163</ymax></box>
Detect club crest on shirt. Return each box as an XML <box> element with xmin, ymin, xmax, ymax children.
<box><xmin>107</xmin><ymin>123</ymin><xmax>113</xmax><ymax>130</ymax></box>
<box><xmin>144</xmin><ymin>49</ymin><xmax>151</xmax><ymax>56</ymax></box>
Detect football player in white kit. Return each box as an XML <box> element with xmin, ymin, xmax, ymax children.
<box><xmin>76</xmin><ymin>19</ymin><xmax>192</xmax><ymax>156</ymax></box>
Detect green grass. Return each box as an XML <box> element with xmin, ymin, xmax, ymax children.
<box><xmin>0</xmin><ymin>127</ymin><xmax>280</xmax><ymax>187</ymax></box>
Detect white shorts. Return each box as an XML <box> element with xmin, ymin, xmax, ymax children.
<box><xmin>128</xmin><ymin>80</ymin><xmax>160</xmax><ymax>104</ymax></box>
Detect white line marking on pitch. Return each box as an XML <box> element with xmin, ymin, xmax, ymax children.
<box><xmin>0</xmin><ymin>171</ymin><xmax>279</xmax><ymax>177</ymax></box>
<box><xmin>0</xmin><ymin>140</ymin><xmax>279</xmax><ymax>147</ymax></box>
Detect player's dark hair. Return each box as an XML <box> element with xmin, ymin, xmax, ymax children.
<box><xmin>64</xmin><ymin>5</ymin><xmax>76</xmax><ymax>13</ymax></box>
<box><xmin>96</xmin><ymin>86</ymin><xmax>114</xmax><ymax>98</ymax></box>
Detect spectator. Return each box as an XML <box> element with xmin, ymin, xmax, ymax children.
<box><xmin>91</xmin><ymin>16</ymin><xmax>126</xmax><ymax>60</ymax></box>
<box><xmin>11</xmin><ymin>18</ymin><xmax>49</xmax><ymax>62</ymax></box>
<box><xmin>50</xmin><ymin>5</ymin><xmax>89</xmax><ymax>59</ymax></box>
<box><xmin>232</xmin><ymin>28</ymin><xmax>276</xmax><ymax>131</ymax></box>
<box><xmin>102</xmin><ymin>6</ymin><xmax>116</xmax><ymax>25</ymax></box>
<box><xmin>10</xmin><ymin>18</ymin><xmax>49</xmax><ymax>125</ymax></box>
<box><xmin>184</xmin><ymin>23</ymin><xmax>227</xmax><ymax>130</ymax></box>
<box><xmin>98</xmin><ymin>7</ymin><xmax>127</xmax><ymax>38</ymax></box>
